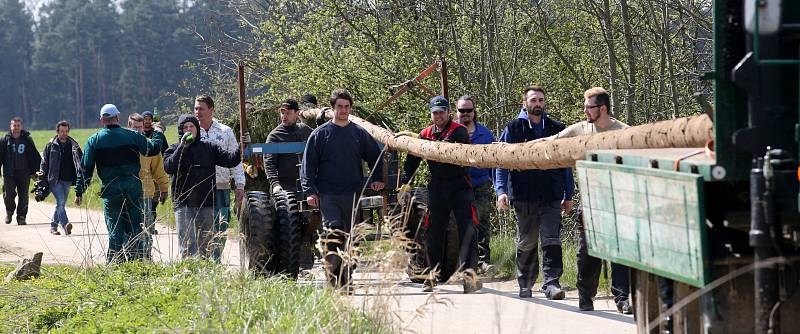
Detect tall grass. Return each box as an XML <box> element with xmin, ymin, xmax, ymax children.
<box><xmin>0</xmin><ymin>261</ymin><xmax>391</xmax><ymax>333</ymax></box>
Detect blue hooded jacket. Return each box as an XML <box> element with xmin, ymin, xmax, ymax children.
<box><xmin>494</xmin><ymin>110</ymin><xmax>574</xmax><ymax>202</ymax></box>
<box><xmin>465</xmin><ymin>122</ymin><xmax>495</xmax><ymax>187</ymax></box>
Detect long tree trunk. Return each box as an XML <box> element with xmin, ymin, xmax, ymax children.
<box><xmin>599</xmin><ymin>0</ymin><xmax>621</xmax><ymax>116</ymax></box>
<box><xmin>301</xmin><ymin>109</ymin><xmax>713</xmax><ymax>170</ymax></box>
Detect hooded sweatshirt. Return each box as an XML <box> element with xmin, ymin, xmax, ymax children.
<box><xmin>163</xmin><ymin>115</ymin><xmax>241</xmax><ymax>208</ymax></box>
<box><xmin>0</xmin><ymin>130</ymin><xmax>41</xmax><ymax>177</ymax></box>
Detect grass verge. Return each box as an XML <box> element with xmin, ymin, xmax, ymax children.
<box><xmin>0</xmin><ymin>261</ymin><xmax>391</xmax><ymax>333</ymax></box>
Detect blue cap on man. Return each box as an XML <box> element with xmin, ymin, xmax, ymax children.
<box><xmin>429</xmin><ymin>96</ymin><xmax>449</xmax><ymax>112</ymax></box>
<box><xmin>100</xmin><ymin>104</ymin><xmax>120</xmax><ymax>119</ymax></box>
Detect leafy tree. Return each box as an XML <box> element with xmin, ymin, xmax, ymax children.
<box><xmin>0</xmin><ymin>0</ymin><xmax>34</xmax><ymax>125</ymax></box>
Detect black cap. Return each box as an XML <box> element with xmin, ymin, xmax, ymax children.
<box><xmin>300</xmin><ymin>94</ymin><xmax>318</xmax><ymax>106</ymax></box>
<box><xmin>280</xmin><ymin>98</ymin><xmax>300</xmax><ymax>111</ymax></box>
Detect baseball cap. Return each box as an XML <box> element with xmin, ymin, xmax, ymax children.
<box><xmin>280</xmin><ymin>98</ymin><xmax>300</xmax><ymax>111</ymax></box>
<box><xmin>142</xmin><ymin>110</ymin><xmax>154</xmax><ymax>119</ymax></box>
<box><xmin>300</xmin><ymin>94</ymin><xmax>318</xmax><ymax>105</ymax></box>
<box><xmin>429</xmin><ymin>96</ymin><xmax>449</xmax><ymax>112</ymax></box>
<box><xmin>100</xmin><ymin>104</ymin><xmax>120</xmax><ymax>119</ymax></box>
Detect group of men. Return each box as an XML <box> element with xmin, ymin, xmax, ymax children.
<box><xmin>1</xmin><ymin>96</ymin><xmax>246</xmax><ymax>264</ymax></box>
<box><xmin>1</xmin><ymin>85</ymin><xmax>633</xmax><ymax>313</ymax></box>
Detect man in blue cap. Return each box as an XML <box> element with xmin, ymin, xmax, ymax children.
<box><xmin>400</xmin><ymin>95</ymin><xmax>482</xmax><ymax>293</ymax></box>
<box><xmin>77</xmin><ymin>104</ymin><xmax>163</xmax><ymax>263</ymax></box>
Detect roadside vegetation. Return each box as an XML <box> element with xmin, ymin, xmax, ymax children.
<box><xmin>0</xmin><ymin>261</ymin><xmax>391</xmax><ymax>333</ymax></box>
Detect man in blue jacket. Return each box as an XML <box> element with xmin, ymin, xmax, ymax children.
<box><xmin>495</xmin><ymin>86</ymin><xmax>574</xmax><ymax>299</ymax></box>
<box><xmin>455</xmin><ymin>95</ymin><xmax>496</xmax><ymax>274</ymax></box>
<box><xmin>301</xmin><ymin>89</ymin><xmax>385</xmax><ymax>290</ymax></box>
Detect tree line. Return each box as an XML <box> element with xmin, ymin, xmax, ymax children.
<box><xmin>0</xmin><ymin>0</ymin><xmax>242</xmax><ymax>130</ymax></box>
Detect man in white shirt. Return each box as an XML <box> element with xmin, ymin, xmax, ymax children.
<box><xmin>194</xmin><ymin>94</ymin><xmax>246</xmax><ymax>262</ymax></box>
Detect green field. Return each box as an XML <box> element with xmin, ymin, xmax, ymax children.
<box><xmin>27</xmin><ymin>127</ymin><xmax>242</xmax><ymax>229</ymax></box>
<box><xmin>0</xmin><ymin>261</ymin><xmax>390</xmax><ymax>333</ymax></box>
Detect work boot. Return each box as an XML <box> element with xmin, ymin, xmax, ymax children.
<box><xmin>50</xmin><ymin>229</ymin><xmax>61</xmax><ymax>235</ymax></box>
<box><xmin>64</xmin><ymin>223</ymin><xmax>73</xmax><ymax>236</ymax></box>
<box><xmin>462</xmin><ymin>269</ymin><xmax>482</xmax><ymax>294</ymax></box>
<box><xmin>16</xmin><ymin>216</ymin><xmax>26</xmax><ymax>225</ymax></box>
<box><xmin>422</xmin><ymin>279</ymin><xmax>436</xmax><ymax>292</ymax></box>
<box><xmin>543</xmin><ymin>285</ymin><xmax>565</xmax><ymax>300</ymax></box>
<box><xmin>4</xmin><ymin>213</ymin><xmax>11</xmax><ymax>224</ymax></box>
<box><xmin>579</xmin><ymin>296</ymin><xmax>594</xmax><ymax>311</ymax></box>
<box><xmin>617</xmin><ymin>299</ymin><xmax>633</xmax><ymax>314</ymax></box>
<box><xmin>519</xmin><ymin>287</ymin><xmax>532</xmax><ymax>298</ymax></box>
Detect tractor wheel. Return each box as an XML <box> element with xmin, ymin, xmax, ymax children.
<box><xmin>273</xmin><ymin>190</ymin><xmax>303</xmax><ymax>279</ymax></box>
<box><xmin>239</xmin><ymin>191</ymin><xmax>277</xmax><ymax>275</ymax></box>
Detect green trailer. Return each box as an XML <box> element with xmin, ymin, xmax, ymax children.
<box><xmin>577</xmin><ymin>1</ymin><xmax>800</xmax><ymax>333</ymax></box>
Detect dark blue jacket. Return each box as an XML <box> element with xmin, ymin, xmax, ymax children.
<box><xmin>466</xmin><ymin>122</ymin><xmax>495</xmax><ymax>187</ymax></box>
<box><xmin>495</xmin><ymin>111</ymin><xmax>574</xmax><ymax>202</ymax></box>
<box><xmin>301</xmin><ymin>121</ymin><xmax>383</xmax><ymax>196</ymax></box>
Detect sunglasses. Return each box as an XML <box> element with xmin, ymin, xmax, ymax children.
<box><xmin>457</xmin><ymin>108</ymin><xmax>474</xmax><ymax>113</ymax></box>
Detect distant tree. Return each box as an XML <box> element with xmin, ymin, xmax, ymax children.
<box><xmin>0</xmin><ymin>0</ymin><xmax>34</xmax><ymax>125</ymax></box>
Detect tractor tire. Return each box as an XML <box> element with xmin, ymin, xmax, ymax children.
<box><xmin>239</xmin><ymin>191</ymin><xmax>278</xmax><ymax>275</ymax></box>
<box><xmin>273</xmin><ymin>190</ymin><xmax>303</xmax><ymax>279</ymax></box>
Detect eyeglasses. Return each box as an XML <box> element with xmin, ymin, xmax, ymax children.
<box><xmin>457</xmin><ymin>108</ymin><xmax>474</xmax><ymax>113</ymax></box>
<box><xmin>584</xmin><ymin>105</ymin><xmax>602</xmax><ymax>110</ymax></box>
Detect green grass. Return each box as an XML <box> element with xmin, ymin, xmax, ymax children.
<box><xmin>490</xmin><ymin>233</ymin><xmax>610</xmax><ymax>293</ymax></box>
<box><xmin>0</xmin><ymin>261</ymin><xmax>391</xmax><ymax>333</ymax></box>
<box><xmin>28</xmin><ymin>128</ymin><xmax>243</xmax><ymax>230</ymax></box>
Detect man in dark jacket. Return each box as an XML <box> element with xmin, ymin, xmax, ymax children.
<box><xmin>265</xmin><ymin>98</ymin><xmax>315</xmax><ymax>271</ymax></box>
<box><xmin>455</xmin><ymin>95</ymin><xmax>497</xmax><ymax>274</ymax></box>
<box><xmin>301</xmin><ymin>89</ymin><xmax>384</xmax><ymax>290</ymax></box>
<box><xmin>40</xmin><ymin>120</ymin><xmax>83</xmax><ymax>235</ymax></box>
<box><xmin>164</xmin><ymin>115</ymin><xmax>241</xmax><ymax>259</ymax></box>
<box><xmin>401</xmin><ymin>95</ymin><xmax>482</xmax><ymax>294</ymax></box>
<box><xmin>77</xmin><ymin>104</ymin><xmax>162</xmax><ymax>263</ymax></box>
<box><xmin>495</xmin><ymin>86</ymin><xmax>574</xmax><ymax>299</ymax></box>
<box><xmin>1</xmin><ymin>117</ymin><xmax>41</xmax><ymax>225</ymax></box>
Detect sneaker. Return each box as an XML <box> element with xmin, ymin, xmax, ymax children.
<box><xmin>16</xmin><ymin>216</ymin><xmax>26</xmax><ymax>225</ymax></box>
<box><xmin>65</xmin><ymin>223</ymin><xmax>73</xmax><ymax>235</ymax></box>
<box><xmin>50</xmin><ymin>229</ymin><xmax>61</xmax><ymax>235</ymax></box>
<box><xmin>478</xmin><ymin>263</ymin><xmax>498</xmax><ymax>277</ymax></box>
<box><xmin>422</xmin><ymin>280</ymin><xmax>436</xmax><ymax>292</ymax></box>
<box><xmin>462</xmin><ymin>269</ymin><xmax>482</xmax><ymax>294</ymax></box>
<box><xmin>519</xmin><ymin>287</ymin><xmax>532</xmax><ymax>298</ymax></box>
<box><xmin>543</xmin><ymin>285</ymin><xmax>565</xmax><ymax>300</ymax></box>
<box><xmin>616</xmin><ymin>299</ymin><xmax>633</xmax><ymax>314</ymax></box>
<box><xmin>579</xmin><ymin>297</ymin><xmax>594</xmax><ymax>311</ymax></box>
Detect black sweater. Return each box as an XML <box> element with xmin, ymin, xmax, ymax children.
<box><xmin>264</xmin><ymin>122</ymin><xmax>313</xmax><ymax>190</ymax></box>
<box><xmin>163</xmin><ymin>140</ymin><xmax>240</xmax><ymax>208</ymax></box>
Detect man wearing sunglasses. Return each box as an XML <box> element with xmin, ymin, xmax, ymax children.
<box><xmin>455</xmin><ymin>96</ymin><xmax>497</xmax><ymax>275</ymax></box>
<box><xmin>401</xmin><ymin>95</ymin><xmax>482</xmax><ymax>294</ymax></box>
<box><xmin>545</xmin><ymin>87</ymin><xmax>631</xmax><ymax>313</ymax></box>
<box><xmin>495</xmin><ymin>86</ymin><xmax>573</xmax><ymax>300</ymax></box>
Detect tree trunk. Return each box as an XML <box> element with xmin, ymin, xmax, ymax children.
<box><xmin>300</xmin><ymin>109</ymin><xmax>713</xmax><ymax>170</ymax></box>
<box><xmin>619</xmin><ymin>0</ymin><xmax>637</xmax><ymax>125</ymax></box>
<box><xmin>599</xmin><ymin>0</ymin><xmax>621</xmax><ymax>116</ymax></box>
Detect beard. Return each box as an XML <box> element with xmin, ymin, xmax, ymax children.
<box><xmin>586</xmin><ymin>111</ymin><xmax>599</xmax><ymax>123</ymax></box>
<box><xmin>528</xmin><ymin>106</ymin><xmax>543</xmax><ymax>116</ymax></box>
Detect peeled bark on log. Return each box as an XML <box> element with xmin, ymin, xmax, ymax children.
<box><xmin>300</xmin><ymin>109</ymin><xmax>713</xmax><ymax>170</ymax></box>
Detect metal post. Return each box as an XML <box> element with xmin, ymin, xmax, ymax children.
<box><xmin>237</xmin><ymin>63</ymin><xmax>248</xmax><ymax>162</ymax></box>
<box><xmin>750</xmin><ymin>156</ymin><xmax>780</xmax><ymax>334</ymax></box>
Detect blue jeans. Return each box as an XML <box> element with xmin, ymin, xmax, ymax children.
<box><xmin>212</xmin><ymin>189</ymin><xmax>231</xmax><ymax>262</ymax></box>
<box><xmin>175</xmin><ymin>206</ymin><xmax>214</xmax><ymax>259</ymax></box>
<box><xmin>50</xmin><ymin>180</ymin><xmax>71</xmax><ymax>230</ymax></box>
<box><xmin>141</xmin><ymin>199</ymin><xmax>154</xmax><ymax>259</ymax></box>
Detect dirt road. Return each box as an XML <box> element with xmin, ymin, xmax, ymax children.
<box><xmin>0</xmin><ymin>200</ymin><xmax>634</xmax><ymax>334</ymax></box>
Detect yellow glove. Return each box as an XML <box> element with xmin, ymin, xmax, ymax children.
<box><xmin>394</xmin><ymin>131</ymin><xmax>419</xmax><ymax>138</ymax></box>
<box><xmin>397</xmin><ymin>184</ymin><xmax>412</xmax><ymax>206</ymax></box>
<box><xmin>243</xmin><ymin>161</ymin><xmax>258</xmax><ymax>178</ymax></box>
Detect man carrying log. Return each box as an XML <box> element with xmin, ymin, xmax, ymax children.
<box><xmin>495</xmin><ymin>86</ymin><xmax>573</xmax><ymax>300</ymax></box>
<box><xmin>301</xmin><ymin>89</ymin><xmax>385</xmax><ymax>291</ymax></box>
<box><xmin>544</xmin><ymin>87</ymin><xmax>632</xmax><ymax>313</ymax></box>
<box><xmin>400</xmin><ymin>95</ymin><xmax>482</xmax><ymax>294</ymax></box>
<box><xmin>455</xmin><ymin>95</ymin><xmax>497</xmax><ymax>275</ymax></box>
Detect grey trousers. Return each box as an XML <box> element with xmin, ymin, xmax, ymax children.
<box><xmin>175</xmin><ymin>206</ymin><xmax>215</xmax><ymax>259</ymax></box>
<box><xmin>512</xmin><ymin>200</ymin><xmax>563</xmax><ymax>290</ymax></box>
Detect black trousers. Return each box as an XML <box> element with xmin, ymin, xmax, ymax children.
<box><xmin>426</xmin><ymin>181</ymin><xmax>478</xmax><ymax>278</ymax></box>
<box><xmin>3</xmin><ymin>173</ymin><xmax>30</xmax><ymax>217</ymax></box>
<box><xmin>576</xmin><ymin>214</ymin><xmax>630</xmax><ymax>303</ymax></box>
